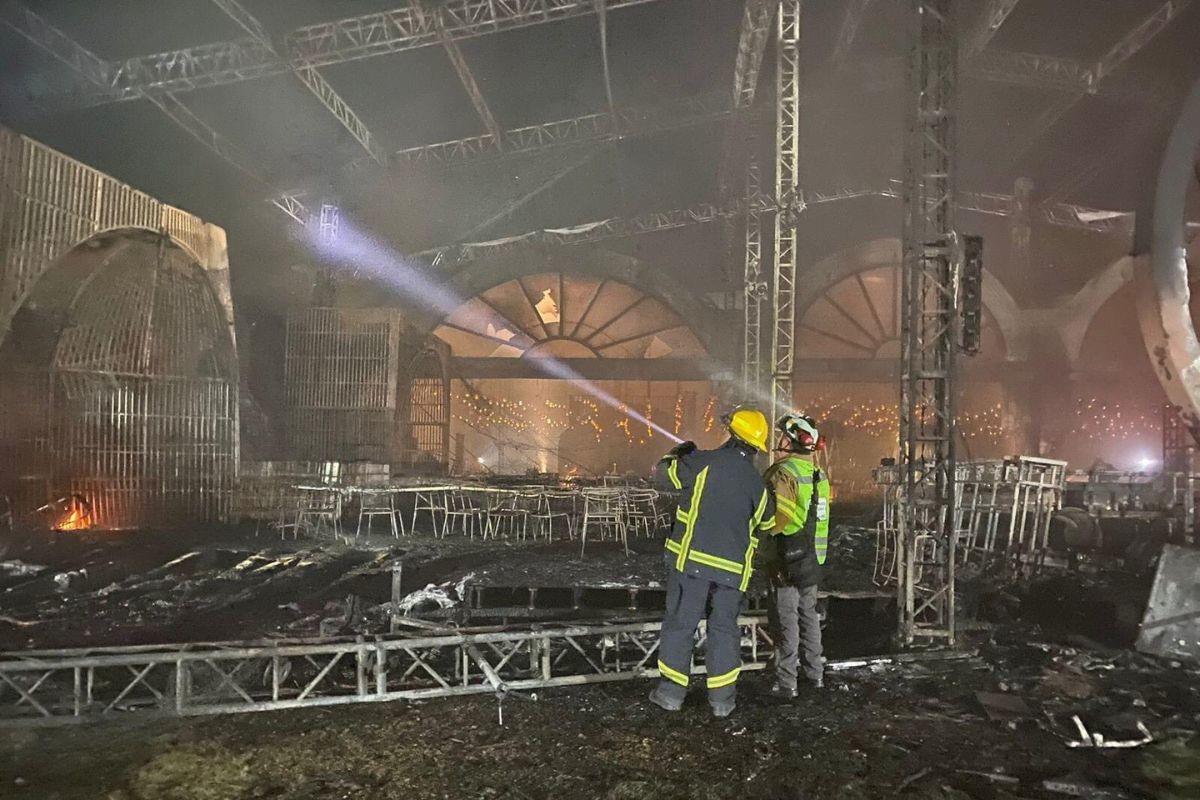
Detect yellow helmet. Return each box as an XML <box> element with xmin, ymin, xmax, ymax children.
<box><xmin>725</xmin><ymin>407</ymin><xmax>770</xmax><ymax>452</ymax></box>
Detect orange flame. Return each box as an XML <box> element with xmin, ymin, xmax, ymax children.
<box><xmin>53</xmin><ymin>496</ymin><xmax>93</xmax><ymax>531</ymax></box>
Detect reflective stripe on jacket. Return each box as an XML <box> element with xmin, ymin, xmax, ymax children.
<box><xmin>763</xmin><ymin>456</ymin><xmax>831</xmax><ymax>588</ymax></box>
<box><xmin>655</xmin><ymin>440</ymin><xmax>775</xmax><ymax>591</ymax></box>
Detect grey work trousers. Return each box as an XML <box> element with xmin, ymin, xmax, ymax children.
<box><xmin>655</xmin><ymin>567</ymin><xmax>744</xmax><ymax>706</ymax></box>
<box><xmin>768</xmin><ymin>583</ymin><xmax>823</xmax><ymax>688</ymax></box>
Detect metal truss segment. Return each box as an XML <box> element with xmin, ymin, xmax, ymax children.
<box><xmin>292</xmin><ymin>66</ymin><xmax>387</xmax><ymax>164</ymax></box>
<box><xmin>898</xmin><ymin>0</ymin><xmax>958</xmax><ymax>646</ymax></box>
<box><xmin>412</xmin><ymin>0</ymin><xmax>503</xmax><ymax>142</ymax></box>
<box><xmin>0</xmin><ymin>618</ymin><xmax>773</xmax><ymax>724</ymax></box>
<box><xmin>770</xmin><ymin>0</ymin><xmax>800</xmax><ymax>421</ymax></box>
<box><xmin>743</xmin><ymin>158</ymin><xmax>765</xmax><ymax>399</ymax></box>
<box><xmin>422</xmin><ymin>179</ymin><xmax>1135</xmax><ymax>267</ymax></box>
<box><xmin>3</xmin><ymin>2</ymin><xmax>272</xmax><ymax>186</ymax></box>
<box><xmin>733</xmin><ymin>0</ymin><xmax>777</xmax><ymax>109</ymax></box>
<box><xmin>716</xmin><ymin>0</ymin><xmax>776</xmax><ymax>238</ymax></box>
<box><xmin>962</xmin><ymin>0</ymin><xmax>1020</xmax><ymax>59</ymax></box>
<box><xmin>107</xmin><ymin>37</ymin><xmax>281</xmax><ymax>102</ymax></box>
<box><xmin>87</xmin><ymin>0</ymin><xmax>664</xmax><ymax>105</ymax></box>
<box><xmin>0</xmin><ymin>1</ymin><xmax>110</xmax><ymax>87</ymax></box>
<box><xmin>210</xmin><ymin>0</ymin><xmax>273</xmax><ymax>44</ymax></box>
<box><xmin>1004</xmin><ymin>0</ymin><xmax>1191</xmax><ymax>166</ymax></box>
<box><xmin>271</xmin><ymin>192</ymin><xmax>312</xmax><ymax>226</ymax></box>
<box><xmin>969</xmin><ymin>49</ymin><xmax>1091</xmax><ymax>93</ymax></box>
<box><xmin>392</xmin><ymin>92</ymin><xmax>732</xmax><ymax>167</ymax></box>
<box><xmin>209</xmin><ymin>0</ymin><xmax>386</xmax><ymax>165</ymax></box>
<box><xmin>1090</xmin><ymin>0</ymin><xmax>1192</xmax><ymax>87</ymax></box>
<box><xmin>146</xmin><ymin>93</ymin><xmax>266</xmax><ymax>182</ymax></box>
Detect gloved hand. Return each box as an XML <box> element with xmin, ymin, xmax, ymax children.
<box><xmin>667</xmin><ymin>440</ymin><xmax>697</xmax><ymax>458</ymax></box>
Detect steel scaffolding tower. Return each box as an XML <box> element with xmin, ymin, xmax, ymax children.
<box><xmin>770</xmin><ymin>0</ymin><xmax>801</xmax><ymax>421</ymax></box>
<box><xmin>898</xmin><ymin>0</ymin><xmax>959</xmax><ymax>645</ymax></box>
<box><xmin>743</xmin><ymin>159</ymin><xmax>765</xmax><ymax>397</ymax></box>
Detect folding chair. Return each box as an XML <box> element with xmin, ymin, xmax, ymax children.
<box><xmin>528</xmin><ymin>489</ymin><xmax>576</xmax><ymax>541</ymax></box>
<box><xmin>445</xmin><ymin>487</ymin><xmax>486</xmax><ymax>539</ymax></box>
<box><xmin>580</xmin><ymin>489</ymin><xmax>629</xmax><ymax>557</ymax></box>
<box><xmin>486</xmin><ymin>490</ymin><xmax>528</xmax><ymax>540</ymax></box>
<box><xmin>357</xmin><ymin>490</ymin><xmax>400</xmax><ymax>538</ymax></box>
<box><xmin>296</xmin><ymin>488</ymin><xmax>343</xmax><ymax>540</ymax></box>
<box><xmin>411</xmin><ymin>487</ymin><xmax>448</xmax><ymax>537</ymax></box>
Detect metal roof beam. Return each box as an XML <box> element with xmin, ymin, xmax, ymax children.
<box><xmin>1007</xmin><ymin>0</ymin><xmax>1192</xmax><ymax>165</ymax></box>
<box><xmin>962</xmin><ymin>0</ymin><xmax>1020</xmax><ymax>59</ymax></box>
<box><xmin>209</xmin><ymin>0</ymin><xmax>386</xmax><ymax>165</ymax></box>
<box><xmin>1090</xmin><ymin>0</ymin><xmax>1192</xmax><ymax>86</ymax></box>
<box><xmin>270</xmin><ymin>192</ymin><xmax>312</xmax><ymax>226</ymax></box>
<box><xmin>0</xmin><ymin>0</ymin><xmax>110</xmax><ymax>87</ymax></box>
<box><xmin>386</xmin><ymin>91</ymin><xmax>734</xmax><ymax>167</ymax></box>
<box><xmin>716</xmin><ymin>0</ymin><xmax>776</xmax><ymax>217</ymax></box>
<box><xmin>1</xmin><ymin>1</ymin><xmax>287</xmax><ymax>199</ymax></box>
<box><xmin>412</xmin><ymin>0</ymin><xmax>503</xmax><ymax>143</ymax></box>
<box><xmin>78</xmin><ymin>0</ymin><xmax>666</xmax><ymax>106</ymax></box>
<box><xmin>146</xmin><ymin>92</ymin><xmax>265</xmax><ymax>181</ymax></box>
<box><xmin>968</xmin><ymin>48</ymin><xmax>1091</xmax><ymax>92</ymax></box>
<box><xmin>422</xmin><ymin>182</ymin><xmax>1137</xmax><ymax>265</ymax></box>
<box><xmin>731</xmin><ymin>0</ymin><xmax>777</xmax><ymax>109</ymax></box>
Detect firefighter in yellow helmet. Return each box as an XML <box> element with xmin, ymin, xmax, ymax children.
<box><xmin>648</xmin><ymin>407</ymin><xmax>776</xmax><ymax>717</ymax></box>
<box><xmin>762</xmin><ymin>412</ymin><xmax>831</xmax><ymax>697</ymax></box>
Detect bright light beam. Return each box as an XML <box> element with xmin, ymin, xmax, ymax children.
<box><xmin>305</xmin><ymin>220</ymin><xmax>683</xmax><ymax>444</ymax></box>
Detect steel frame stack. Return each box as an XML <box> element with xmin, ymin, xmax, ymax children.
<box><xmin>874</xmin><ymin>455</ymin><xmax>1069</xmax><ymax>585</ymax></box>
<box><xmin>0</xmin><ymin>617</ymin><xmax>773</xmax><ymax>725</ymax></box>
<box><xmin>897</xmin><ymin>0</ymin><xmax>959</xmax><ymax>645</ymax></box>
<box><xmin>770</xmin><ymin>0</ymin><xmax>801</xmax><ymax>420</ymax></box>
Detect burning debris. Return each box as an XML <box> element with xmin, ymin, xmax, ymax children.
<box><xmin>38</xmin><ymin>494</ymin><xmax>94</xmax><ymax>533</ymax></box>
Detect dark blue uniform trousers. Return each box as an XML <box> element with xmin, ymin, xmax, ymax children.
<box><xmin>655</xmin><ymin>566</ymin><xmax>744</xmax><ymax>707</ymax></box>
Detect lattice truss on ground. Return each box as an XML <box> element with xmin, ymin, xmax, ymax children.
<box><xmin>0</xmin><ymin>617</ymin><xmax>773</xmax><ymax>725</ymax></box>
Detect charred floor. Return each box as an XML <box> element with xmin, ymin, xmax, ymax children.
<box><xmin>4</xmin><ymin>0</ymin><xmax>1200</xmax><ymax>799</ymax></box>
<box><xmin>2</xmin><ymin>513</ymin><xmax>1199</xmax><ymax>799</ymax></box>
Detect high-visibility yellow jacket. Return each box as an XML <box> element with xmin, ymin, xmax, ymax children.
<box><xmin>763</xmin><ymin>455</ymin><xmax>830</xmax><ymax>588</ymax></box>
<box><xmin>655</xmin><ymin>440</ymin><xmax>776</xmax><ymax>591</ymax></box>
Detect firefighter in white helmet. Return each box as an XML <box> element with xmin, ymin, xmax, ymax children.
<box><xmin>762</xmin><ymin>412</ymin><xmax>831</xmax><ymax>697</ymax></box>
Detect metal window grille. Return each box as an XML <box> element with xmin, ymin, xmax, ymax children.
<box><xmin>284</xmin><ymin>307</ymin><xmax>402</xmax><ymax>463</ymax></box>
<box><xmin>403</xmin><ymin>350</ymin><xmax>449</xmax><ymax>472</ymax></box>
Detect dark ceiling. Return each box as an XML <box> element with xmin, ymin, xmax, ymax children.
<box><xmin>1</xmin><ymin>0</ymin><xmax>1197</xmax><ymax>312</ymax></box>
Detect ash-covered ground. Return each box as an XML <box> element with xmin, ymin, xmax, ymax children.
<box><xmin>0</xmin><ymin>519</ymin><xmax>880</xmax><ymax>650</ymax></box>
<box><xmin>1</xmin><ymin>630</ymin><xmax>1197</xmax><ymax>800</ymax></box>
<box><xmin>1</xmin><ymin>520</ymin><xmax>1197</xmax><ymax>799</ymax></box>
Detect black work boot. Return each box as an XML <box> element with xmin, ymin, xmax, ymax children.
<box><xmin>648</xmin><ymin>685</ymin><xmax>683</xmax><ymax>712</ymax></box>
<box><xmin>768</xmin><ymin>682</ymin><xmax>798</xmax><ymax>700</ymax></box>
<box><xmin>710</xmin><ymin>700</ymin><xmax>736</xmax><ymax>718</ymax></box>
